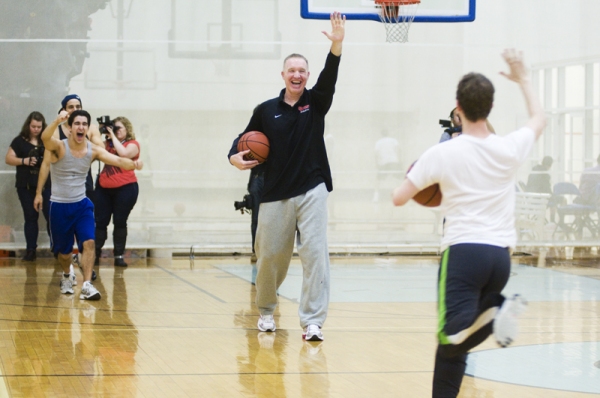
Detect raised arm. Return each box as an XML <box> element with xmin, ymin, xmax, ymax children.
<box><xmin>322</xmin><ymin>11</ymin><xmax>345</xmax><ymax>56</ymax></box>
<box><xmin>105</xmin><ymin>126</ymin><xmax>139</xmax><ymax>159</ymax></box>
<box><xmin>500</xmin><ymin>49</ymin><xmax>546</xmax><ymax>139</ymax></box>
<box><xmin>42</xmin><ymin>111</ymin><xmax>69</xmax><ymax>152</ymax></box>
<box><xmin>93</xmin><ymin>145</ymin><xmax>143</xmax><ymax>171</ymax></box>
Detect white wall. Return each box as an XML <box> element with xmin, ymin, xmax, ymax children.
<box><xmin>4</xmin><ymin>0</ymin><xmax>600</xmax><ymax>245</ymax></box>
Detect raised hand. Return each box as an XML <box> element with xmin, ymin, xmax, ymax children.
<box><xmin>322</xmin><ymin>11</ymin><xmax>346</xmax><ymax>44</ymax></box>
<box><xmin>56</xmin><ymin>110</ymin><xmax>69</xmax><ymax>124</ymax></box>
<box><xmin>500</xmin><ymin>49</ymin><xmax>528</xmax><ymax>83</ymax></box>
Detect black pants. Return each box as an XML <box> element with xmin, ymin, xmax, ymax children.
<box><xmin>433</xmin><ymin>244</ymin><xmax>510</xmax><ymax>398</ymax></box>
<box><xmin>94</xmin><ymin>182</ymin><xmax>139</xmax><ymax>256</ymax></box>
<box><xmin>248</xmin><ymin>172</ymin><xmax>264</xmax><ymax>253</ymax></box>
<box><xmin>16</xmin><ymin>187</ymin><xmax>50</xmax><ymax>251</ymax></box>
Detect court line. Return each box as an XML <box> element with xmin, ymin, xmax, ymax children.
<box><xmin>0</xmin><ymin>302</ymin><xmax>231</xmax><ymax>315</ymax></box>
<box><xmin>0</xmin><ymin>370</ymin><xmax>430</xmax><ymax>377</ymax></box>
<box><xmin>0</xmin><ymin>327</ymin><xmax>435</xmax><ymax>333</ymax></box>
<box><xmin>152</xmin><ymin>264</ymin><xmax>226</xmax><ymax>303</ymax></box>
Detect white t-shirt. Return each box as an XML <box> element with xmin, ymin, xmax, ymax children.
<box><xmin>407</xmin><ymin>127</ymin><xmax>536</xmax><ymax>250</ymax></box>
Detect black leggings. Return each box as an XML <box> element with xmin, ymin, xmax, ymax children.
<box><xmin>16</xmin><ymin>187</ymin><xmax>50</xmax><ymax>250</ymax></box>
<box><xmin>433</xmin><ymin>243</ymin><xmax>510</xmax><ymax>398</ymax></box>
<box><xmin>94</xmin><ymin>182</ymin><xmax>138</xmax><ymax>256</ymax></box>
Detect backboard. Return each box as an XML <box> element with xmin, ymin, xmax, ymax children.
<box><xmin>301</xmin><ymin>0</ymin><xmax>476</xmax><ymax>23</ymax></box>
<box><xmin>169</xmin><ymin>0</ymin><xmax>281</xmax><ymax>59</ymax></box>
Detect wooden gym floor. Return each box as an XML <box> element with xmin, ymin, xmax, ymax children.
<box><xmin>0</xmin><ymin>254</ymin><xmax>598</xmax><ymax>397</ymax></box>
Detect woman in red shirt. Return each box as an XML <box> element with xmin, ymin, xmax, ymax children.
<box><xmin>95</xmin><ymin>117</ymin><xmax>140</xmax><ymax>267</ymax></box>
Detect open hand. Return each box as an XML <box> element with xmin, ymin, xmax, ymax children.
<box><xmin>322</xmin><ymin>11</ymin><xmax>345</xmax><ymax>43</ymax></box>
<box><xmin>500</xmin><ymin>49</ymin><xmax>528</xmax><ymax>83</ymax></box>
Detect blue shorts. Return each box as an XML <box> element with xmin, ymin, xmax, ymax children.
<box><xmin>49</xmin><ymin>198</ymin><xmax>95</xmax><ymax>255</ymax></box>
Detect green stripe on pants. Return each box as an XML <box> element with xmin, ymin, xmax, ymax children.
<box><xmin>437</xmin><ymin>248</ymin><xmax>451</xmax><ymax>344</ymax></box>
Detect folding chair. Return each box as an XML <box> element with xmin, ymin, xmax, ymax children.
<box><xmin>552</xmin><ymin>182</ymin><xmax>597</xmax><ymax>239</ymax></box>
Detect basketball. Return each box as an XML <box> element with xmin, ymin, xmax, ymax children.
<box><xmin>407</xmin><ymin>161</ymin><xmax>442</xmax><ymax>207</ymax></box>
<box><xmin>237</xmin><ymin>131</ymin><xmax>270</xmax><ymax>163</ymax></box>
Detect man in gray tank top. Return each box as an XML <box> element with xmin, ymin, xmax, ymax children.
<box><xmin>35</xmin><ymin>94</ymin><xmax>104</xmax><ymax>281</ymax></box>
<box><xmin>38</xmin><ymin>110</ymin><xmax>143</xmax><ymax>300</ymax></box>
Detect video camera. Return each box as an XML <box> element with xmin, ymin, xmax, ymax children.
<box><xmin>234</xmin><ymin>194</ymin><xmax>253</xmax><ymax>214</ymax></box>
<box><xmin>439</xmin><ymin>119</ymin><xmax>462</xmax><ymax>135</ymax></box>
<box><xmin>27</xmin><ymin>146</ymin><xmax>44</xmax><ymax>168</ymax></box>
<box><xmin>97</xmin><ymin>114</ymin><xmax>123</xmax><ymax>137</ymax></box>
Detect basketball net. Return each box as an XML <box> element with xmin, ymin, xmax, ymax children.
<box><xmin>375</xmin><ymin>0</ymin><xmax>420</xmax><ymax>43</ymax></box>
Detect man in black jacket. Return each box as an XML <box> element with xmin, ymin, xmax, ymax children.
<box><xmin>229</xmin><ymin>12</ymin><xmax>345</xmax><ymax>342</ymax></box>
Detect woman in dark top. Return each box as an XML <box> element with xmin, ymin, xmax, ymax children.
<box><xmin>4</xmin><ymin>111</ymin><xmax>51</xmax><ymax>261</ymax></box>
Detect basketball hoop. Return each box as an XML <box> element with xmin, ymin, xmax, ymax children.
<box><xmin>374</xmin><ymin>0</ymin><xmax>420</xmax><ymax>43</ymax></box>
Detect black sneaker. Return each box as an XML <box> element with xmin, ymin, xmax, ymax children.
<box><xmin>92</xmin><ymin>270</ymin><xmax>97</xmax><ymax>281</ymax></box>
<box><xmin>22</xmin><ymin>250</ymin><xmax>36</xmax><ymax>262</ymax></box>
<box><xmin>114</xmin><ymin>256</ymin><xmax>128</xmax><ymax>267</ymax></box>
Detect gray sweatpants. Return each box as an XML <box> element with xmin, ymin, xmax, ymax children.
<box><xmin>255</xmin><ymin>183</ymin><xmax>330</xmax><ymax>328</ymax></box>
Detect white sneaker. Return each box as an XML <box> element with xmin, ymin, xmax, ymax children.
<box><xmin>303</xmin><ymin>324</ymin><xmax>324</xmax><ymax>341</ymax></box>
<box><xmin>80</xmin><ymin>281</ymin><xmax>101</xmax><ymax>300</ymax></box>
<box><xmin>257</xmin><ymin>315</ymin><xmax>276</xmax><ymax>332</ymax></box>
<box><xmin>493</xmin><ymin>294</ymin><xmax>527</xmax><ymax>348</ymax></box>
<box><xmin>60</xmin><ymin>275</ymin><xmax>74</xmax><ymax>294</ymax></box>
<box><xmin>69</xmin><ymin>264</ymin><xmax>77</xmax><ymax>286</ymax></box>
<box><xmin>72</xmin><ymin>253</ymin><xmax>80</xmax><ymax>267</ymax></box>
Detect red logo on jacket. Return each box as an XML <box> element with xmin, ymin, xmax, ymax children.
<box><xmin>298</xmin><ymin>105</ymin><xmax>310</xmax><ymax>113</ymax></box>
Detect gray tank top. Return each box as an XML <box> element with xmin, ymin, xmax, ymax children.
<box><xmin>50</xmin><ymin>139</ymin><xmax>93</xmax><ymax>203</ymax></box>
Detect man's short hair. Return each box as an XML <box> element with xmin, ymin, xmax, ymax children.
<box><xmin>456</xmin><ymin>73</ymin><xmax>494</xmax><ymax>122</ymax></box>
<box><xmin>68</xmin><ymin>110</ymin><xmax>91</xmax><ymax>126</ymax></box>
<box><xmin>283</xmin><ymin>53</ymin><xmax>309</xmax><ymax>70</ymax></box>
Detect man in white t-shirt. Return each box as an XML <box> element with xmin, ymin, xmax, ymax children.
<box><xmin>392</xmin><ymin>49</ymin><xmax>546</xmax><ymax>398</ymax></box>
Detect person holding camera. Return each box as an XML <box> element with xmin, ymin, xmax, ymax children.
<box><xmin>234</xmin><ymin>104</ymin><xmax>266</xmax><ymax>264</ymax></box>
<box><xmin>4</xmin><ymin>112</ymin><xmax>51</xmax><ymax>261</ymax></box>
<box><xmin>94</xmin><ymin>116</ymin><xmax>140</xmax><ymax>267</ymax></box>
<box><xmin>439</xmin><ymin>108</ymin><xmax>463</xmax><ymax>142</ymax></box>
<box><xmin>440</xmin><ymin>107</ymin><xmax>496</xmax><ymax>143</ymax></box>
<box><xmin>247</xmin><ymin>165</ymin><xmax>265</xmax><ymax>263</ymax></box>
